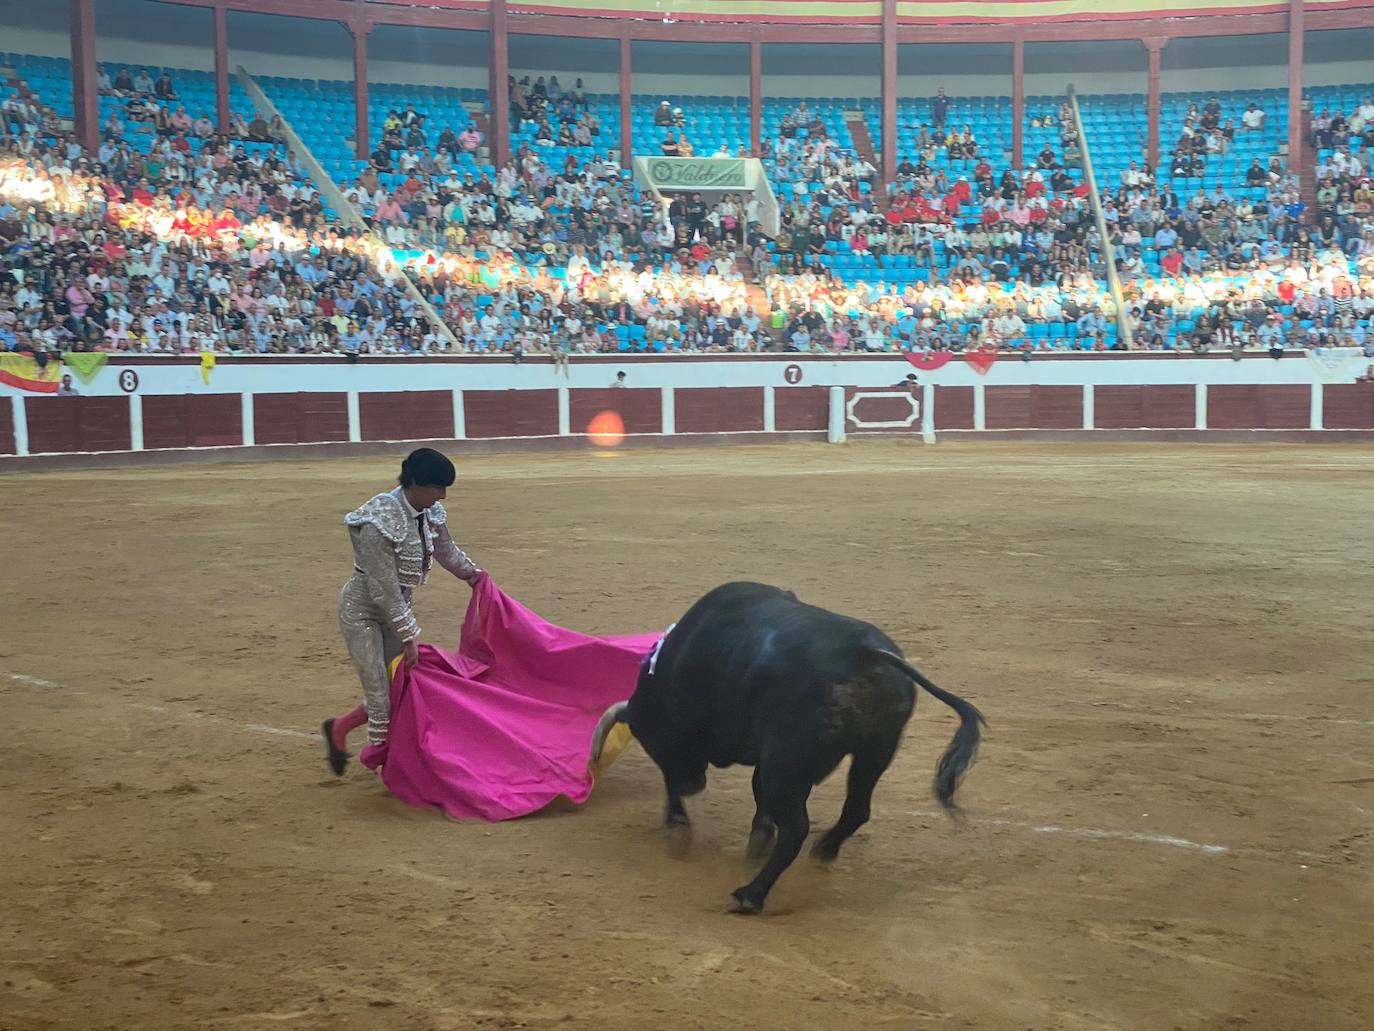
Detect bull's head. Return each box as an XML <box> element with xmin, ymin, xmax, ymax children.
<box><xmin>600</xmin><ymin>690</ymin><xmax>708</xmax><ymax>799</ymax></box>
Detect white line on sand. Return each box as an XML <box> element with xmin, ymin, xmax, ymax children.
<box><xmin>6</xmin><ymin>672</ymin><xmax>316</xmax><ymax>740</ymax></box>
<box><xmin>4</xmin><ymin>672</ymin><xmax>56</xmax><ymax>687</ymax></box>
<box><xmin>908</xmin><ymin>810</ymin><xmax>1230</xmax><ymax>854</ymax></box>
<box><xmin>7</xmin><ymin>671</ymin><xmax>1330</xmax><ymax>860</ymax></box>
<box><xmin>128</xmin><ymin>702</ymin><xmax>316</xmax><ymax>740</ymax></box>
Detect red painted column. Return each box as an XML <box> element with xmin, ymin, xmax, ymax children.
<box><xmin>68</xmin><ymin>0</ymin><xmax>98</xmax><ymax>153</ymax></box>
<box><xmin>619</xmin><ymin>30</ymin><xmax>632</xmax><ymax>169</ymax></box>
<box><xmin>1287</xmin><ymin>0</ymin><xmax>1304</xmax><ymax>172</ymax></box>
<box><xmin>1145</xmin><ymin>37</ymin><xmax>1166</xmax><ymax>170</ymax></box>
<box><xmin>213</xmin><ymin>4</ymin><xmax>230</xmax><ymax>135</ymax></box>
<box><xmin>489</xmin><ymin>0</ymin><xmax>510</xmax><ymax>170</ymax></box>
<box><xmin>880</xmin><ymin>0</ymin><xmax>896</xmax><ymax>183</ymax></box>
<box><xmin>352</xmin><ymin>25</ymin><xmax>370</xmax><ymax>160</ymax></box>
<box><xmin>749</xmin><ymin>37</ymin><xmax>762</xmax><ymax>156</ymax></box>
<box><xmin>1011</xmin><ymin>37</ymin><xmax>1024</xmax><ymax>169</ymax></box>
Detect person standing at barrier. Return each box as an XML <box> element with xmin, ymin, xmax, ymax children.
<box><xmin>323</xmin><ymin>448</ymin><xmax>482</xmax><ymax>776</ymax></box>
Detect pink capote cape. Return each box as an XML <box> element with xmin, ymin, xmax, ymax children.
<box><xmin>359</xmin><ymin>572</ymin><xmax>660</xmax><ymax>821</ymax></box>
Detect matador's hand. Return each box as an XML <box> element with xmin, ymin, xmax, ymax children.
<box><xmin>403</xmin><ymin>639</ymin><xmax>419</xmax><ymax>667</ymax></box>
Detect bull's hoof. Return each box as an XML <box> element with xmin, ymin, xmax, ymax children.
<box><xmin>746</xmin><ymin>827</ymin><xmax>775</xmax><ymax>861</ymax></box>
<box><xmin>664</xmin><ymin>820</ymin><xmax>693</xmax><ymax>860</ymax></box>
<box><xmin>726</xmin><ymin>891</ymin><xmax>763</xmax><ymax>915</ymax></box>
<box><xmin>810</xmin><ymin>839</ymin><xmax>840</xmax><ymax>864</ymax></box>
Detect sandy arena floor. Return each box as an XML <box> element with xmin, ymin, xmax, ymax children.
<box><xmin>2</xmin><ymin>442</ymin><xmax>1372</xmax><ymax>1031</ymax></box>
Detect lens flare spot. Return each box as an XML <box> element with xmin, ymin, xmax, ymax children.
<box><xmin>587</xmin><ymin>410</ymin><xmax>626</xmax><ymax>448</ymax></box>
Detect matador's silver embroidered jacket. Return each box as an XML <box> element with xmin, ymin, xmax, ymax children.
<box><xmin>339</xmin><ymin>486</ymin><xmax>478</xmax><ymax>744</ymax></box>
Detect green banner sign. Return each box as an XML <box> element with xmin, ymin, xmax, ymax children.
<box><xmin>644</xmin><ymin>158</ymin><xmax>748</xmax><ymax>190</ymax></box>
<box><xmin>63</xmin><ymin>351</ymin><xmax>109</xmax><ymax>385</ymax></box>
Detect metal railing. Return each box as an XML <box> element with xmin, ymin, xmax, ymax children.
<box><xmin>1067</xmin><ymin>84</ymin><xmax>1134</xmax><ymax>351</ymax></box>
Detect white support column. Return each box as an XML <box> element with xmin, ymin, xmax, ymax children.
<box><xmin>1310</xmin><ymin>383</ymin><xmax>1323</xmax><ymax>430</ymax></box>
<box><xmin>921</xmin><ymin>383</ymin><xmax>935</xmax><ymax>444</ymax></box>
<box><xmin>1082</xmin><ymin>384</ymin><xmax>1094</xmax><ymax>430</ymax></box>
<box><xmin>973</xmin><ymin>384</ymin><xmax>986</xmax><ymax>431</ymax></box>
<box><xmin>129</xmin><ymin>394</ymin><xmax>144</xmax><ymax>451</ymax></box>
<box><xmin>661</xmin><ymin>387</ymin><xmax>675</xmax><ymax>436</ymax></box>
<box><xmin>11</xmin><ymin>396</ymin><xmax>28</xmax><ymax>456</ymax></box>
<box><xmin>346</xmin><ymin>390</ymin><xmax>361</xmax><ymax>442</ymax></box>
<box><xmin>763</xmin><ymin>386</ymin><xmax>776</xmax><ymax>433</ymax></box>
<box><xmin>241</xmin><ymin>393</ymin><xmax>255</xmax><ymax>447</ymax></box>
<box><xmin>557</xmin><ymin>387</ymin><xmax>571</xmax><ymax>436</ymax></box>
<box><xmin>827</xmin><ymin>386</ymin><xmax>845</xmax><ymax>444</ymax></box>
<box><xmin>1194</xmin><ymin>383</ymin><xmax>1207</xmax><ymax>430</ymax></box>
<box><xmin>452</xmin><ymin>389</ymin><xmax>466</xmax><ymax>439</ymax></box>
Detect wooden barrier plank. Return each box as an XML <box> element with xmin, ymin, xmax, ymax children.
<box><xmin>773</xmin><ymin>387</ymin><xmax>829</xmax><ymax>431</ymax></box>
<box><xmin>1209</xmin><ymin>384</ymin><xmax>1309</xmax><ymax>429</ymax></box>
<box><xmin>26</xmin><ymin>396</ymin><xmax>131</xmax><ymax>453</ymax></box>
<box><xmin>569</xmin><ymin>388</ymin><xmax>662</xmax><ymax>435</ymax></box>
<box><xmin>464</xmin><ymin>389</ymin><xmax>559</xmax><ymax>438</ymax></box>
<box><xmin>984</xmin><ymin>386</ymin><xmax>1032</xmax><ymax>430</ymax></box>
<box><xmin>1029</xmin><ymin>386</ymin><xmax>1083</xmax><ymax>429</ymax></box>
<box><xmin>359</xmin><ymin>390</ymin><xmax>455</xmax><ymax>441</ymax></box>
<box><xmin>142</xmin><ymin>395</ymin><xmax>191</xmax><ymax>450</ymax></box>
<box><xmin>0</xmin><ymin>398</ymin><xmax>13</xmax><ymax>455</ymax></box>
<box><xmin>674</xmin><ymin>387</ymin><xmax>765</xmax><ymax>433</ymax></box>
<box><xmin>186</xmin><ymin>394</ymin><xmax>243</xmax><ymax>448</ymax></box>
<box><xmin>1322</xmin><ymin>383</ymin><xmax>1374</xmax><ymax>430</ymax></box>
<box><xmin>933</xmin><ymin>386</ymin><xmax>974</xmax><ymax>430</ymax></box>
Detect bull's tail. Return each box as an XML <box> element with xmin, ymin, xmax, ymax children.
<box><xmin>871</xmin><ymin>649</ymin><xmax>986</xmax><ymax>811</ymax></box>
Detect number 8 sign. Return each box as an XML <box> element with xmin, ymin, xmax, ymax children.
<box><xmin>118</xmin><ymin>370</ymin><xmax>140</xmax><ymax>393</ymax></box>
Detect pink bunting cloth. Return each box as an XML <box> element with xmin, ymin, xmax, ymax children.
<box><xmin>359</xmin><ymin>572</ymin><xmax>660</xmax><ymax>821</ymax></box>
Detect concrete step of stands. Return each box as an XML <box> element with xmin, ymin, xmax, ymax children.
<box><xmin>733</xmin><ymin>258</ymin><xmax>775</xmax><ymax>335</ymax></box>
<box><xmin>844</xmin><ymin>110</ymin><xmax>883</xmax><ymax>206</ymax></box>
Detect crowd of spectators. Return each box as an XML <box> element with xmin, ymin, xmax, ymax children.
<box><xmin>1166</xmin><ymin>95</ymin><xmax>1267</xmax><ymax>179</ymax></box>
<box><xmin>511</xmin><ymin>74</ymin><xmax>600</xmax><ymax>151</ymax></box>
<box><xmin>3</xmin><ymin>60</ymin><xmax>1374</xmax><ymax>360</ymax></box>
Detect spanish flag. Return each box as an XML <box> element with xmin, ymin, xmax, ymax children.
<box><xmin>0</xmin><ymin>354</ymin><xmax>62</xmax><ymax>393</ymax></box>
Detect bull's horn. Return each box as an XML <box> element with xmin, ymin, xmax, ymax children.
<box><xmin>590</xmin><ymin>702</ymin><xmax>629</xmax><ymax>762</ymax></box>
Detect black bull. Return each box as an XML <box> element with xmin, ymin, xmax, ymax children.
<box><xmin>591</xmin><ymin>582</ymin><xmax>987</xmax><ymax>914</ymax></box>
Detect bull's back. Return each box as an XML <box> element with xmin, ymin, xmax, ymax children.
<box><xmin>646</xmin><ymin>583</ymin><xmax>914</xmax><ymax>764</ymax></box>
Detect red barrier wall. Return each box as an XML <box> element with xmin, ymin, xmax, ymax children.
<box><xmin>0</xmin><ymin>400</ymin><xmax>14</xmax><ymax>455</ymax></box>
<box><xmin>569</xmin><ymin>388</ymin><xmax>662</xmax><ymax>435</ymax></box>
<box><xmin>1094</xmin><ymin>385</ymin><xmax>1196</xmax><ymax>428</ymax></box>
<box><xmin>465</xmin><ymin>389</ymin><xmax>558</xmax><ymax>438</ymax></box>
<box><xmin>1322</xmin><ymin>383</ymin><xmax>1374</xmax><ymax>429</ymax></box>
<box><xmin>359</xmin><ymin>390</ymin><xmax>454</xmax><ymax>441</ymax></box>
<box><xmin>1208</xmin><ymin>384</ymin><xmax>1309</xmax><ymax>429</ymax></box>
<box><xmin>774</xmin><ymin>387</ymin><xmax>829</xmax><ymax>431</ymax></box>
<box><xmin>142</xmin><ymin>394</ymin><xmax>243</xmax><ymax>450</ymax></box>
<box><xmin>254</xmin><ymin>392</ymin><xmax>350</xmax><ymax>444</ymax></box>
<box><xmin>986</xmin><ymin>386</ymin><xmax>1083</xmax><ymax>429</ymax></box>
<box><xmin>675</xmin><ymin>387</ymin><xmax>765</xmax><ymax>433</ymax></box>
<box><xmin>934</xmin><ymin>386</ymin><xmax>975</xmax><ymax>429</ymax></box>
<box><xmin>25</xmin><ymin>396</ymin><xmax>131</xmax><ymax>453</ymax></box>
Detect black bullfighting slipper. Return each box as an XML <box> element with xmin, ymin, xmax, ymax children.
<box><xmin>322</xmin><ymin>719</ymin><xmax>350</xmax><ymax>777</ymax></box>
